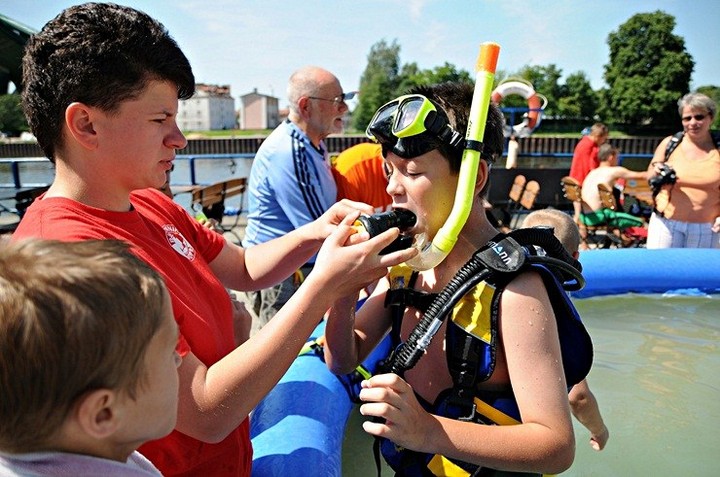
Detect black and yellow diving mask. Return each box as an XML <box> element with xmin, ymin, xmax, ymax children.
<box><xmin>365</xmin><ymin>94</ymin><xmax>464</xmax><ymax>159</ymax></box>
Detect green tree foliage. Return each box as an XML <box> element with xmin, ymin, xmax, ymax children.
<box><xmin>557</xmin><ymin>72</ymin><xmax>598</xmax><ymax>120</ymax></box>
<box><xmin>398</xmin><ymin>62</ymin><xmax>472</xmax><ymax>92</ymax></box>
<box><xmin>351</xmin><ymin>39</ymin><xmax>403</xmax><ymax>131</ymax></box>
<box><xmin>0</xmin><ymin>93</ymin><xmax>28</xmax><ymax>136</ymax></box>
<box><xmin>604</xmin><ymin>10</ymin><xmax>693</xmax><ymax>129</ymax></box>
<box><xmin>696</xmin><ymin>85</ymin><xmax>720</xmax><ymax>130</ymax></box>
<box><xmin>354</xmin><ymin>11</ymin><xmax>714</xmax><ymax>136</ymax></box>
<box><xmin>396</xmin><ymin>62</ymin><xmax>423</xmax><ymax>95</ymax></box>
<box><xmin>352</xmin><ymin>40</ymin><xmax>472</xmax><ymax>131</ymax></box>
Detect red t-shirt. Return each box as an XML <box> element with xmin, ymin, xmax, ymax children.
<box><xmin>12</xmin><ymin>188</ymin><xmax>252</xmax><ymax>476</ymax></box>
<box><xmin>569</xmin><ymin>135</ymin><xmax>600</xmax><ymax>185</ymax></box>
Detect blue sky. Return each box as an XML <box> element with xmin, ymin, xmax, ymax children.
<box><xmin>2</xmin><ymin>1</ymin><xmax>718</xmax><ymax>109</ymax></box>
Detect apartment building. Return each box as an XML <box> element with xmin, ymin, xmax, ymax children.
<box><xmin>177</xmin><ymin>83</ymin><xmax>237</xmax><ymax>131</ymax></box>
<box><xmin>239</xmin><ymin>89</ymin><xmax>281</xmax><ymax>130</ymax></box>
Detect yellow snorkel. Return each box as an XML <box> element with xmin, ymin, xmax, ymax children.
<box><xmin>406</xmin><ymin>42</ymin><xmax>500</xmax><ymax>271</ymax></box>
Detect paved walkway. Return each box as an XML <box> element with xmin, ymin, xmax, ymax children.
<box><xmin>219</xmin><ymin>215</ymin><xmax>247</xmax><ymax>244</ymax></box>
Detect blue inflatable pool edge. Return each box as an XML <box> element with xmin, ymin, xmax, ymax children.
<box><xmin>573</xmin><ymin>248</ymin><xmax>720</xmax><ymax>298</ymax></box>
<box><xmin>250</xmin><ymin>248</ymin><xmax>720</xmax><ymax>476</ymax></box>
<box><xmin>250</xmin><ymin>320</ymin><xmax>390</xmax><ymax>477</ymax></box>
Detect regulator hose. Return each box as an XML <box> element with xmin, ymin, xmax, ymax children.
<box><xmin>386</xmin><ymin>227</ymin><xmax>584</xmax><ymax>377</ymax></box>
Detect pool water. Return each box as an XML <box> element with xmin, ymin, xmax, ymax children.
<box><xmin>342</xmin><ymin>293</ymin><xmax>720</xmax><ymax>476</ymax></box>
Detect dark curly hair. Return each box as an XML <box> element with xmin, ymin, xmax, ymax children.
<box><xmin>22</xmin><ymin>2</ymin><xmax>195</xmax><ymax>162</ymax></box>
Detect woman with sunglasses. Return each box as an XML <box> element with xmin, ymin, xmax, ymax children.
<box><xmin>646</xmin><ymin>92</ymin><xmax>720</xmax><ymax>248</ymax></box>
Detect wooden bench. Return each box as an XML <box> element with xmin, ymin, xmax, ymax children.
<box><xmin>191</xmin><ymin>178</ymin><xmax>246</xmax><ymax>242</ymax></box>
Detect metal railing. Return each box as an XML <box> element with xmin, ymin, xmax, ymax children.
<box><xmin>1</xmin><ymin>135</ymin><xmax>664</xmax><ymax>159</ymax></box>
<box><xmin>1</xmin><ymin>147</ymin><xmax>654</xmax><ymax>190</ymax></box>
<box><xmin>0</xmin><ymin>158</ymin><xmax>54</xmax><ymax>188</ymax></box>
<box><xmin>0</xmin><ymin>155</ymin><xmax>256</xmax><ymax>189</ymax></box>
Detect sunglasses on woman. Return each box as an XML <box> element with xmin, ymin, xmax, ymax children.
<box><xmin>681</xmin><ymin>114</ymin><xmax>707</xmax><ymax>122</ymax></box>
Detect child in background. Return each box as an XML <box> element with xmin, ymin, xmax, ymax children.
<box><xmin>333</xmin><ymin>142</ymin><xmax>392</xmax><ymax>213</ymax></box>
<box><xmin>0</xmin><ymin>239</ymin><xmax>180</xmax><ymax>476</ymax></box>
<box><xmin>523</xmin><ymin>208</ymin><xmax>610</xmax><ymax>451</ymax></box>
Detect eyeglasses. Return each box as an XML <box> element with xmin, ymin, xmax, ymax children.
<box><xmin>307</xmin><ymin>91</ymin><xmax>357</xmax><ymax>105</ymax></box>
<box><xmin>681</xmin><ymin>113</ymin><xmax>707</xmax><ymax>122</ymax></box>
<box><xmin>365</xmin><ymin>94</ymin><xmax>463</xmax><ymax>159</ymax></box>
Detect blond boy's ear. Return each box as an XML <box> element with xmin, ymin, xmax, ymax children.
<box><xmin>65</xmin><ymin>102</ymin><xmax>99</xmax><ymax>151</ymax></box>
<box><xmin>74</xmin><ymin>389</ymin><xmax>121</xmax><ymax>439</ymax></box>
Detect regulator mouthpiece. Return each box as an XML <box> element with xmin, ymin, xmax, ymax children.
<box><xmin>355</xmin><ymin>209</ymin><xmax>417</xmax><ymax>255</ymax></box>
<box><xmin>355</xmin><ymin>209</ymin><xmax>416</xmax><ymax>236</ymax></box>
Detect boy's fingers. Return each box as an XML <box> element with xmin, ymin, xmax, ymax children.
<box><xmin>363</xmin><ymin>372</ymin><xmax>405</xmax><ymax>389</ymax></box>
<box><xmin>341</xmin><ymin>211</ymin><xmax>361</xmax><ymax>225</ymax></box>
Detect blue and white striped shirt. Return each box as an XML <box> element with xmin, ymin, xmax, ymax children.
<box><xmin>243</xmin><ymin>120</ymin><xmax>337</xmax><ymax>260</ymax></box>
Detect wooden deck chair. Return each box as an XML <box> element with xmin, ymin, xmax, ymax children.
<box><xmin>597</xmin><ymin>183</ymin><xmax>647</xmax><ymax>247</ymax></box>
<box><xmin>511</xmin><ymin>180</ymin><xmax>540</xmax><ymax>229</ymax></box>
<box><xmin>597</xmin><ymin>183</ymin><xmax>619</xmax><ymax>211</ymax></box>
<box><xmin>560</xmin><ymin>176</ymin><xmax>618</xmax><ymax>249</ymax></box>
<box><xmin>507</xmin><ymin>174</ymin><xmax>527</xmax><ymax>214</ymax></box>
<box><xmin>191</xmin><ymin>177</ymin><xmax>247</xmax><ymax>242</ymax></box>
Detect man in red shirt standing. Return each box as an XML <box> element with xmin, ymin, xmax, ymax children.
<box><xmin>569</xmin><ymin>123</ymin><xmax>609</xmax><ymax>184</ymax></box>
<box><xmin>568</xmin><ymin>123</ymin><xmax>609</xmax><ymax>234</ymax></box>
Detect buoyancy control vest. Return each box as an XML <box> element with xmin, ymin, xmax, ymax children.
<box><xmin>377</xmin><ymin>228</ymin><xmax>594</xmax><ymax>477</ymax></box>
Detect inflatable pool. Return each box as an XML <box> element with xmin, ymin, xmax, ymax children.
<box><xmin>250</xmin><ymin>248</ymin><xmax>720</xmax><ymax>476</ymax></box>
<box><xmin>250</xmin><ymin>320</ymin><xmax>390</xmax><ymax>477</ymax></box>
<box><xmin>573</xmin><ymin>248</ymin><xmax>720</xmax><ymax>298</ymax></box>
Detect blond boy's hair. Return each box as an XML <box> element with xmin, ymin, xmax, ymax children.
<box><xmin>0</xmin><ymin>239</ymin><xmax>167</xmax><ymax>453</ymax></box>
<box><xmin>523</xmin><ymin>209</ymin><xmax>581</xmax><ymax>255</ymax></box>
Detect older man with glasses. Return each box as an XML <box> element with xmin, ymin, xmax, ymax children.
<box><xmin>243</xmin><ymin>66</ymin><xmax>357</xmax><ymax>331</ymax></box>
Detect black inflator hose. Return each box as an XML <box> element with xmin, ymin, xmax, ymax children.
<box><xmin>386</xmin><ymin>227</ymin><xmax>584</xmax><ymax>377</ymax></box>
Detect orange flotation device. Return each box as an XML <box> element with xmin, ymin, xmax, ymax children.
<box><xmin>491</xmin><ymin>80</ymin><xmax>546</xmax><ymax>131</ymax></box>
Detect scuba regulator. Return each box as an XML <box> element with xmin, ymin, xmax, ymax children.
<box><xmin>353</xmin><ymin>209</ymin><xmax>418</xmax><ymax>255</ymax></box>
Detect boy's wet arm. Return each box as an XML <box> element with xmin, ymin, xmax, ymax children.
<box><xmin>498</xmin><ymin>272</ymin><xmax>575</xmax><ymax>465</ymax></box>
<box><xmin>325</xmin><ymin>278</ymin><xmax>392</xmax><ymax>373</ymax></box>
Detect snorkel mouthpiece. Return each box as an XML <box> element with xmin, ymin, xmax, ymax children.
<box><xmin>406</xmin><ymin>41</ymin><xmax>501</xmax><ymax>271</ymax></box>
<box><xmin>354</xmin><ymin>209</ymin><xmax>417</xmax><ymax>255</ymax></box>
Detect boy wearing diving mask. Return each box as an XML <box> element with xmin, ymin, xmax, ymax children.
<box><xmin>323</xmin><ymin>82</ymin><xmax>592</xmax><ymax>476</ymax></box>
